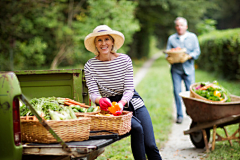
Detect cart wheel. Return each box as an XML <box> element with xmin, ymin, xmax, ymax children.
<box><xmin>190</xmin><ymin>121</ymin><xmax>210</xmax><ymax>148</ymax></box>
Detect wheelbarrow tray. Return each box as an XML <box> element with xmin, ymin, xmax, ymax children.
<box><xmin>179</xmin><ymin>91</ymin><xmax>240</xmax><ymax>123</ymax></box>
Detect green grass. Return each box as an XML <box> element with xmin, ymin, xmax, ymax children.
<box><xmin>97</xmin><ymin>55</ymin><xmax>240</xmax><ymax>159</ymax></box>
<box><xmin>96</xmin><ymin>54</ymin><xmax>173</xmax><ymax>159</ymax></box>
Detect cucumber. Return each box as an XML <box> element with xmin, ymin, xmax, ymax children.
<box><xmin>87</xmin><ymin>106</ymin><xmax>94</xmax><ymax>112</ymax></box>
<box><xmin>74</xmin><ymin>105</ymin><xmax>81</xmax><ymax>111</ymax></box>
<box><xmin>79</xmin><ymin>107</ymin><xmax>85</xmax><ymax>112</ymax></box>
<box><xmin>72</xmin><ymin>108</ymin><xmax>79</xmax><ymax>112</ymax></box>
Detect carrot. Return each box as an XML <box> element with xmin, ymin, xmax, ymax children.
<box><xmin>68</xmin><ymin>99</ymin><xmax>82</xmax><ymax>105</ymax></box>
<box><xmin>64</xmin><ymin>98</ymin><xmax>91</xmax><ymax>108</ymax></box>
<box><xmin>199</xmin><ymin>83</ymin><xmax>214</xmax><ymax>90</ymax></box>
<box><xmin>64</xmin><ymin>101</ymin><xmax>73</xmax><ymax>106</ymax></box>
<box><xmin>79</xmin><ymin>104</ymin><xmax>91</xmax><ymax>108</ymax></box>
<box><xmin>71</xmin><ymin>101</ymin><xmax>90</xmax><ymax>108</ymax></box>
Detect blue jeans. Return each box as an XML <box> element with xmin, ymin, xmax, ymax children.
<box><xmin>108</xmin><ymin>91</ymin><xmax>162</xmax><ymax>160</ymax></box>
<box><xmin>130</xmin><ymin>106</ymin><xmax>162</xmax><ymax>160</ymax></box>
<box><xmin>171</xmin><ymin>70</ymin><xmax>195</xmax><ymax>118</ymax></box>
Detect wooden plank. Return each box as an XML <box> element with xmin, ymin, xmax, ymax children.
<box><xmin>184</xmin><ymin>115</ymin><xmax>240</xmax><ymax>135</ymax></box>
<box><xmin>223</xmin><ymin>127</ymin><xmax>233</xmax><ymax>146</ymax></box>
<box><xmin>202</xmin><ymin>129</ymin><xmax>209</xmax><ymax>152</ymax></box>
<box><xmin>211</xmin><ymin>125</ymin><xmax>217</xmax><ymax>151</ymax></box>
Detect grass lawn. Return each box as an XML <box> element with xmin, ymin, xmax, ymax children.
<box><xmin>96</xmin><ymin>52</ymin><xmax>240</xmax><ymax>160</ymax></box>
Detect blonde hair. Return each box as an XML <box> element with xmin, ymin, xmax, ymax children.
<box><xmin>94</xmin><ymin>35</ymin><xmax>117</xmax><ymax>56</ymax></box>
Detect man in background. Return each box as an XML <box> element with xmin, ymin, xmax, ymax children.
<box><xmin>166</xmin><ymin>17</ymin><xmax>201</xmax><ymax>124</ymax></box>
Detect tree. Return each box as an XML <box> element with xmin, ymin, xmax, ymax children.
<box><xmin>127</xmin><ymin>0</ymin><xmax>218</xmax><ymax>59</ymax></box>
<box><xmin>0</xmin><ymin>0</ymin><xmax>140</xmax><ymax>70</ymax></box>
<box><xmin>204</xmin><ymin>0</ymin><xmax>240</xmax><ymax>29</ymax></box>
<box><xmin>0</xmin><ymin>1</ymin><xmax>47</xmax><ymax>70</ymax></box>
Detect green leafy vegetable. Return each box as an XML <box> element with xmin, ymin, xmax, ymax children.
<box><xmin>20</xmin><ymin>97</ymin><xmax>77</xmax><ymax>120</ymax></box>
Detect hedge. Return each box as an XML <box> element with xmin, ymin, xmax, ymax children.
<box><xmin>196</xmin><ymin>28</ymin><xmax>240</xmax><ymax>80</ymax></box>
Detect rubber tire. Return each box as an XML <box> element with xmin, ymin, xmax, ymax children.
<box><xmin>189</xmin><ymin>121</ymin><xmax>210</xmax><ymax>148</ymax></box>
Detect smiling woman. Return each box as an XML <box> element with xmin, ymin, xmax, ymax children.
<box><xmin>95</xmin><ymin>35</ymin><xmax>115</xmax><ymax>61</ymax></box>
<box><xmin>83</xmin><ymin>25</ymin><xmax>163</xmax><ymax>160</ymax></box>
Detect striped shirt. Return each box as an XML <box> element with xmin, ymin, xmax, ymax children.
<box><xmin>84</xmin><ymin>54</ymin><xmax>144</xmax><ymax>110</ymax></box>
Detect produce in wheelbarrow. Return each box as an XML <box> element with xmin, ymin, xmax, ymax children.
<box><xmin>190</xmin><ymin>81</ymin><xmax>231</xmax><ymax>102</ymax></box>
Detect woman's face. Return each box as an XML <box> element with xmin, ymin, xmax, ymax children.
<box><xmin>175</xmin><ymin>19</ymin><xmax>188</xmax><ymax>35</ymax></box>
<box><xmin>95</xmin><ymin>35</ymin><xmax>114</xmax><ymax>56</ymax></box>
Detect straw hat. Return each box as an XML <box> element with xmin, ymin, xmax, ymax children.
<box><xmin>84</xmin><ymin>25</ymin><xmax>125</xmax><ymax>55</ymax></box>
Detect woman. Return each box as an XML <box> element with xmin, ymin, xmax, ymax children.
<box><xmin>84</xmin><ymin>25</ymin><xmax>162</xmax><ymax>160</ymax></box>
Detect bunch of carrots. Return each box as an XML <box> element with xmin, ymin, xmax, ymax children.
<box><xmin>64</xmin><ymin>98</ymin><xmax>91</xmax><ymax>108</ymax></box>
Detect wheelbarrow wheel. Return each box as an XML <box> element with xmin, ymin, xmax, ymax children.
<box><xmin>190</xmin><ymin>121</ymin><xmax>210</xmax><ymax>148</ymax></box>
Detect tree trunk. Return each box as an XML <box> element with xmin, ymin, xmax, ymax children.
<box><xmin>50</xmin><ymin>44</ymin><xmax>66</xmax><ymax>70</ymax></box>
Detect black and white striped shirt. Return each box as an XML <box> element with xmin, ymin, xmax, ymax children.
<box><xmin>84</xmin><ymin>54</ymin><xmax>144</xmax><ymax>110</ymax></box>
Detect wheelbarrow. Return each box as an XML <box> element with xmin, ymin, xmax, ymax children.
<box><xmin>179</xmin><ymin>91</ymin><xmax>240</xmax><ymax>152</ymax></box>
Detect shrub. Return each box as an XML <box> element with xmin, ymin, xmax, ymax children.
<box><xmin>196</xmin><ymin>28</ymin><xmax>240</xmax><ymax>80</ymax></box>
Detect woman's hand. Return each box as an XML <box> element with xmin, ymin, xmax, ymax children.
<box><xmin>99</xmin><ymin>98</ymin><xmax>112</xmax><ymax>111</ymax></box>
<box><xmin>118</xmin><ymin>100</ymin><xmax>126</xmax><ymax>109</ymax></box>
<box><xmin>114</xmin><ymin>100</ymin><xmax>126</xmax><ymax>115</ymax></box>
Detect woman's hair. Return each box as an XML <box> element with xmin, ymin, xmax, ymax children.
<box><xmin>174</xmin><ymin>17</ymin><xmax>188</xmax><ymax>26</ymax></box>
<box><xmin>94</xmin><ymin>35</ymin><xmax>117</xmax><ymax>56</ymax></box>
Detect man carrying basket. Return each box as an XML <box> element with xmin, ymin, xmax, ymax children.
<box><xmin>166</xmin><ymin>17</ymin><xmax>201</xmax><ymax>124</ymax></box>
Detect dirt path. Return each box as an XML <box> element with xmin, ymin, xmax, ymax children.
<box><xmin>160</xmin><ymin>101</ymin><xmax>206</xmax><ymax>160</ymax></box>
<box><xmin>134</xmin><ymin>52</ymin><xmax>206</xmax><ymax>160</ymax></box>
<box><xmin>134</xmin><ymin>53</ymin><xmax>162</xmax><ymax>87</ymax></box>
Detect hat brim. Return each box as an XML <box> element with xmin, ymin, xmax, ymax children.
<box><xmin>84</xmin><ymin>30</ymin><xmax>125</xmax><ymax>54</ymax></box>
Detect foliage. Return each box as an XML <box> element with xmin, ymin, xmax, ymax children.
<box><xmin>196</xmin><ymin>28</ymin><xmax>240</xmax><ymax>80</ymax></box>
<box><xmin>1</xmin><ymin>0</ymin><xmax>240</xmax><ymax>70</ymax></box>
<box><xmin>0</xmin><ymin>0</ymin><xmax>139</xmax><ymax>71</ymax></box>
<box><xmin>0</xmin><ymin>1</ymin><xmax>48</xmax><ymax>70</ymax></box>
<box><xmin>76</xmin><ymin>0</ymin><xmax>140</xmax><ymax>57</ymax></box>
<box><xmin>128</xmin><ymin>0</ymin><xmax>218</xmax><ymax>59</ymax></box>
<box><xmin>196</xmin><ymin>19</ymin><xmax>217</xmax><ymax>35</ymax></box>
<box><xmin>204</xmin><ymin>0</ymin><xmax>240</xmax><ymax>29</ymax></box>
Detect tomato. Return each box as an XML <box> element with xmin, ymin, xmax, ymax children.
<box><xmin>170</xmin><ymin>47</ymin><xmax>182</xmax><ymax>51</ymax></box>
<box><xmin>213</xmin><ymin>90</ymin><xmax>221</xmax><ymax>97</ymax></box>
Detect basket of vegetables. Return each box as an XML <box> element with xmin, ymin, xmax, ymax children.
<box><xmin>164</xmin><ymin>47</ymin><xmax>187</xmax><ymax>63</ymax></box>
<box><xmin>76</xmin><ymin>102</ymin><xmax>132</xmax><ymax>135</ymax></box>
<box><xmin>190</xmin><ymin>81</ymin><xmax>231</xmax><ymax>103</ymax></box>
<box><xmin>20</xmin><ymin>97</ymin><xmax>91</xmax><ymax>143</ymax></box>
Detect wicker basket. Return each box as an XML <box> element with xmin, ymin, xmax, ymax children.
<box><xmin>21</xmin><ymin>116</ymin><xmax>91</xmax><ymax>143</ymax></box>
<box><xmin>76</xmin><ymin>111</ymin><xmax>132</xmax><ymax>135</ymax></box>
<box><xmin>190</xmin><ymin>83</ymin><xmax>227</xmax><ymax>103</ymax></box>
<box><xmin>75</xmin><ymin>110</ymin><xmax>101</xmax><ymax>116</ymax></box>
<box><xmin>165</xmin><ymin>48</ymin><xmax>187</xmax><ymax>63</ymax></box>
